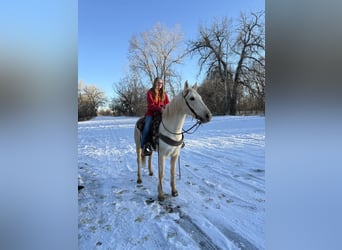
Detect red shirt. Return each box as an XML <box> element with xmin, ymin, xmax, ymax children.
<box><xmin>145</xmin><ymin>88</ymin><xmax>170</xmax><ymax>116</ymax></box>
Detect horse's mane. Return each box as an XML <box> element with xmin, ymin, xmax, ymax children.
<box><xmin>162</xmin><ymin>91</ymin><xmax>185</xmax><ymax>120</ymax></box>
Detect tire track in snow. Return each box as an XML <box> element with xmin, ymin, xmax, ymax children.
<box><xmin>213</xmin><ymin>223</ymin><xmax>259</xmax><ymax>250</ymax></box>
<box><xmin>176</xmin><ymin>212</ymin><xmax>220</xmax><ymax>250</ymax></box>
<box><xmin>153</xmin><ymin>198</ymin><xmax>258</xmax><ymax>250</ymax></box>
<box><xmin>145</xmin><ymin>197</ymin><xmax>220</xmax><ymax>250</ymax></box>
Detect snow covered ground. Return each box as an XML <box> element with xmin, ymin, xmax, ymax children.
<box><xmin>78</xmin><ymin>115</ymin><xmax>265</xmax><ymax>249</ymax></box>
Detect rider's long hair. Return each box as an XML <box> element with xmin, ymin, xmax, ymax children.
<box><xmin>152</xmin><ymin>77</ymin><xmax>166</xmax><ymax>102</ymax></box>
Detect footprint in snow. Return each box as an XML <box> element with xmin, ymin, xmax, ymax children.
<box><xmin>114</xmin><ymin>189</ymin><xmax>129</xmax><ymax>195</ymax></box>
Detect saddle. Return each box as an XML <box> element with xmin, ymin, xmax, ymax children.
<box><xmin>136</xmin><ymin>113</ymin><xmax>162</xmax><ymax>150</ymax></box>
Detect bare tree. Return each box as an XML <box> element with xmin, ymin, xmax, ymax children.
<box><xmin>78</xmin><ymin>82</ymin><xmax>107</xmax><ymax>121</ymax></box>
<box><xmin>128</xmin><ymin>23</ymin><xmax>186</xmax><ymax>97</ymax></box>
<box><xmin>188</xmin><ymin>17</ymin><xmax>232</xmax><ymax>113</ymax></box>
<box><xmin>188</xmin><ymin>11</ymin><xmax>265</xmax><ymax>115</ymax></box>
<box><xmin>111</xmin><ymin>75</ymin><xmax>147</xmax><ymax>116</ymax></box>
<box><xmin>231</xmin><ymin>12</ymin><xmax>265</xmax><ymax>114</ymax></box>
<box><xmin>83</xmin><ymin>85</ymin><xmax>107</xmax><ymax>111</ymax></box>
<box><xmin>239</xmin><ymin>56</ymin><xmax>265</xmax><ymax>112</ymax></box>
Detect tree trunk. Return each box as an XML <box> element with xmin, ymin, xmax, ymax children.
<box><xmin>229</xmin><ymin>81</ymin><xmax>238</xmax><ymax>115</ymax></box>
<box><xmin>225</xmin><ymin>80</ymin><xmax>231</xmax><ymax>115</ymax></box>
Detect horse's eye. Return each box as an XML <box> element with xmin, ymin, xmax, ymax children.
<box><xmin>190</xmin><ymin>97</ymin><xmax>195</xmax><ymax>101</ymax></box>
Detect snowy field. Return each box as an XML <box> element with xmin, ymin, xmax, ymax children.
<box><xmin>78</xmin><ymin>115</ymin><xmax>265</xmax><ymax>249</ymax></box>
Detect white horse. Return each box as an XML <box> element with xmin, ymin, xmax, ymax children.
<box><xmin>134</xmin><ymin>81</ymin><xmax>212</xmax><ymax>200</ymax></box>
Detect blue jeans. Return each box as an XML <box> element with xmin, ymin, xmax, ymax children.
<box><xmin>141</xmin><ymin>115</ymin><xmax>152</xmax><ymax>149</ymax></box>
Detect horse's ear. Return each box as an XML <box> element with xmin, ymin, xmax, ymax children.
<box><xmin>192</xmin><ymin>83</ymin><xmax>198</xmax><ymax>90</ymax></box>
<box><xmin>184</xmin><ymin>80</ymin><xmax>189</xmax><ymax>90</ymax></box>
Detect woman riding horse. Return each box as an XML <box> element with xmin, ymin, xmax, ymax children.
<box><xmin>141</xmin><ymin>77</ymin><xmax>169</xmax><ymax>156</ymax></box>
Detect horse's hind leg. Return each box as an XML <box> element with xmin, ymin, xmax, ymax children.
<box><xmin>148</xmin><ymin>154</ymin><xmax>153</xmax><ymax>176</ymax></box>
<box><xmin>170</xmin><ymin>155</ymin><xmax>178</xmax><ymax>197</ymax></box>
<box><xmin>135</xmin><ymin>126</ymin><xmax>144</xmax><ymax>184</ymax></box>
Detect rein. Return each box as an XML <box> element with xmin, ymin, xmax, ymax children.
<box><xmin>160</xmin><ymin>90</ymin><xmax>202</xmax><ymax>137</ymax></box>
<box><xmin>161</xmin><ymin>119</ymin><xmax>201</xmax><ymax>136</ymax></box>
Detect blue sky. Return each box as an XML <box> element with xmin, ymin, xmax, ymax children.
<box><xmin>79</xmin><ymin>0</ymin><xmax>264</xmax><ymax>100</ymax></box>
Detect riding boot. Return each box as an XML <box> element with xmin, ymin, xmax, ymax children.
<box><xmin>143</xmin><ymin>143</ymin><xmax>152</xmax><ymax>156</ymax></box>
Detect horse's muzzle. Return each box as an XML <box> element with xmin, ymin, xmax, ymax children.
<box><xmin>199</xmin><ymin>112</ymin><xmax>212</xmax><ymax>123</ymax></box>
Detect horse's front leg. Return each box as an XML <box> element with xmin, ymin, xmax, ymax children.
<box><xmin>137</xmin><ymin>147</ymin><xmax>142</xmax><ymax>184</ymax></box>
<box><xmin>170</xmin><ymin>155</ymin><xmax>178</xmax><ymax>197</ymax></box>
<box><xmin>158</xmin><ymin>154</ymin><xmax>166</xmax><ymax>201</ymax></box>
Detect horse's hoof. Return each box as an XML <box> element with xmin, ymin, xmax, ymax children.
<box><xmin>158</xmin><ymin>193</ymin><xmax>165</xmax><ymax>201</ymax></box>
<box><xmin>149</xmin><ymin>172</ymin><xmax>154</xmax><ymax>176</ymax></box>
<box><xmin>172</xmin><ymin>190</ymin><xmax>178</xmax><ymax>197</ymax></box>
<box><xmin>137</xmin><ymin>179</ymin><xmax>142</xmax><ymax>184</ymax></box>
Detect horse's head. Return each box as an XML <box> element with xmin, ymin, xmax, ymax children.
<box><xmin>183</xmin><ymin>81</ymin><xmax>212</xmax><ymax>123</ymax></box>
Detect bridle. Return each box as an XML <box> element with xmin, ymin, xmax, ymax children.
<box><xmin>183</xmin><ymin>89</ymin><xmax>202</xmax><ymax>122</ymax></box>
<box><xmin>159</xmin><ymin>90</ymin><xmax>202</xmax><ymax>142</ymax></box>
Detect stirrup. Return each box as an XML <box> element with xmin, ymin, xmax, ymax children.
<box><xmin>143</xmin><ymin>143</ymin><xmax>152</xmax><ymax>156</ymax></box>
